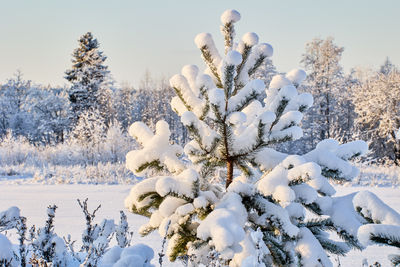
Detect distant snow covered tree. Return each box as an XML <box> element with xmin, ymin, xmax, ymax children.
<box><xmin>113</xmin><ymin>85</ymin><xmax>136</xmax><ymax>131</ymax></box>
<box><xmin>380</xmin><ymin>57</ymin><xmax>397</xmax><ymax>75</ymax></box>
<box><xmin>103</xmin><ymin>120</ymin><xmax>132</xmax><ymax>163</ymax></box>
<box><xmin>65</xmin><ymin>32</ymin><xmax>113</xmax><ymax>127</ymax></box>
<box><xmin>0</xmin><ymin>71</ymin><xmax>32</xmax><ymax>138</ymax></box>
<box><xmin>353</xmin><ymin>69</ymin><xmax>400</xmax><ymax>165</ymax></box>
<box><xmin>25</xmin><ymin>86</ymin><xmax>70</xmax><ymax>144</ymax></box>
<box><xmin>71</xmin><ymin>108</ymin><xmax>106</xmax><ymax>165</ymax></box>
<box><xmin>333</xmin><ymin>70</ymin><xmax>358</xmax><ymax>143</ymax></box>
<box><xmin>301</xmin><ymin>37</ymin><xmax>345</xmax><ymax>149</ymax></box>
<box><xmin>124</xmin><ymin>9</ymin><xmax>399</xmax><ymax>266</ymax></box>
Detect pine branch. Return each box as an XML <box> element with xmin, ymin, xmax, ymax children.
<box><xmin>321</xmin><ymin>168</ymin><xmax>350</xmax><ymax>182</ymax></box>
<box><xmin>315</xmin><ymin>236</ymin><xmax>349</xmax><ymax>256</ymax></box>
<box><xmin>304</xmin><ymin>202</ymin><xmax>323</xmax><ymax>216</ymax></box>
<box><xmin>302</xmin><ymin>218</ymin><xmax>335</xmax><ymax>232</ymax></box>
<box><xmin>223</xmin><ymin>64</ymin><xmax>236</xmax><ymax>99</ymax></box>
<box><xmin>199</xmin><ymin>85</ymin><xmax>210</xmax><ymax>121</ymax></box>
<box><xmin>248</xmin><ymin>55</ymin><xmax>267</xmax><ymax>77</ymax></box>
<box><xmin>172</xmin><ymin>86</ymin><xmax>192</xmax><ymax>112</ymax></box>
<box><xmin>199</xmin><ymin>46</ymin><xmax>223</xmax><ymax>88</ymax></box>
<box><xmin>269</xmin><ymin>99</ymin><xmax>289</xmax><ymax>131</ymax></box>
<box><xmin>139</xmin><ymin>225</ymin><xmax>158</xmax><ymax>236</ymax></box>
<box><xmin>336</xmin><ymin>229</ymin><xmax>363</xmax><ymax>250</ymax></box>
<box><xmin>165</xmin><ymin>191</ymin><xmax>194</xmax><ymax>202</ymax></box>
<box><xmin>234</xmin><ymin>44</ymin><xmax>253</xmax><ymax>93</ymax></box>
<box><xmin>262</xmin><ymin>232</ymin><xmax>289</xmax><ymax>267</ymax></box>
<box><xmin>225</xmin><ymin>120</ymin><xmax>268</xmax><ymax>164</ymax></box>
<box><xmin>210</xmin><ymin>103</ymin><xmax>225</xmax><ymax>127</ymax></box>
<box><xmin>233</xmin><ymin>90</ymin><xmax>260</xmax><ymax>112</ymax></box>
<box><xmin>355</xmin><ymin>206</ymin><xmax>375</xmax><ymax>224</ymax></box>
<box><xmin>221</xmin><ymin>22</ymin><xmax>235</xmax><ymax>54</ymax></box>
<box><xmin>169</xmin><ymin>220</ymin><xmax>198</xmax><ymax>262</ymax></box>
<box><xmin>369</xmin><ymin>232</ymin><xmax>400</xmax><ymax>248</ymax></box>
<box><xmin>185</xmin><ymin>122</ymin><xmax>219</xmax><ymax>155</ymax></box>
<box><xmin>266</xmin><ymin>135</ymin><xmax>293</xmax><ymax>146</ymax></box>
<box><xmin>236</xmin><ymin>160</ymin><xmax>253</xmax><ymax>177</ymax></box>
<box><xmin>135</xmin><ymin>160</ymin><xmax>164</xmax><ymax>174</ymax></box>
<box><xmin>132</xmin><ymin>193</ymin><xmax>163</xmax><ymax>217</ymax></box>
<box><xmin>389</xmin><ymin>254</ymin><xmax>400</xmax><ymax>266</ymax></box>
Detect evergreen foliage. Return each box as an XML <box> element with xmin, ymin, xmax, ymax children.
<box><xmin>124</xmin><ymin>9</ymin><xmax>397</xmax><ymax>266</ymax></box>
<box><xmin>65</xmin><ymin>32</ymin><xmax>112</xmax><ymax>127</ymax></box>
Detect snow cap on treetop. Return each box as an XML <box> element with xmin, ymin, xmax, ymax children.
<box><xmin>196</xmin><ymin>74</ymin><xmax>215</xmax><ymax>90</ymax></box>
<box><xmin>269</xmin><ymin>75</ymin><xmax>291</xmax><ymax>90</ymax></box>
<box><xmin>257</xmin><ymin>43</ymin><xmax>274</xmax><ymax>58</ymax></box>
<box><xmin>181</xmin><ymin>65</ymin><xmax>199</xmax><ymax>83</ymax></box>
<box><xmin>286</xmin><ymin>69</ymin><xmax>307</xmax><ymax>85</ymax></box>
<box><xmin>242</xmin><ymin>32</ymin><xmax>259</xmax><ymax>46</ymax></box>
<box><xmin>225</xmin><ymin>50</ymin><xmax>242</xmax><ymax>66</ymax></box>
<box><xmin>220</xmin><ymin>9</ymin><xmax>241</xmax><ymax>24</ymax></box>
<box><xmin>194</xmin><ymin>32</ymin><xmax>214</xmax><ymax>49</ymax></box>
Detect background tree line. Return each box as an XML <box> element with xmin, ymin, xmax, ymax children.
<box><xmin>0</xmin><ymin>33</ymin><xmax>398</xmax><ymax>166</ymax></box>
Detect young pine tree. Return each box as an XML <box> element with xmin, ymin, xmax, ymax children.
<box><xmin>65</xmin><ymin>32</ymin><xmax>112</xmax><ymax>127</ymax></box>
<box><xmin>124</xmin><ymin>9</ymin><xmax>399</xmax><ymax>266</ymax></box>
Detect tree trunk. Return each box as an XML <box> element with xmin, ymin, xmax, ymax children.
<box><xmin>226</xmin><ymin>159</ymin><xmax>234</xmax><ymax>189</ymax></box>
<box><xmin>393</xmin><ymin>138</ymin><xmax>400</xmax><ymax>166</ymax></box>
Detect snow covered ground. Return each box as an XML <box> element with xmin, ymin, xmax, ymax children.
<box><xmin>0</xmin><ymin>184</ymin><xmax>398</xmax><ymax>266</ymax></box>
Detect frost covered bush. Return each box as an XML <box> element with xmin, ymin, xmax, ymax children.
<box><xmin>0</xmin><ymin>131</ymin><xmax>38</xmax><ymax>166</ymax></box>
<box><xmin>0</xmin><ymin>203</ymin><xmax>154</xmax><ymax>267</ymax></box>
<box><xmin>124</xmin><ymin>9</ymin><xmax>400</xmax><ymax>266</ymax></box>
<box><xmin>355</xmin><ymin>163</ymin><xmax>400</xmax><ymax>187</ymax></box>
<box><xmin>0</xmin><ymin>128</ymin><xmax>136</xmax><ymax>184</ymax></box>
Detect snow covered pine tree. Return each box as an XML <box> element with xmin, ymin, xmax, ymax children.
<box><xmin>125</xmin><ymin>9</ymin><xmax>400</xmax><ymax>266</ymax></box>
<box><xmin>65</xmin><ymin>32</ymin><xmax>112</xmax><ymax>127</ymax></box>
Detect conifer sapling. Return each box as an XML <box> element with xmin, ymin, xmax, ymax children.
<box><xmin>124</xmin><ymin>9</ymin><xmax>400</xmax><ymax>266</ymax></box>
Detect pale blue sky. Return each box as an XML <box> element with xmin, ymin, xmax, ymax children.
<box><xmin>0</xmin><ymin>0</ymin><xmax>399</xmax><ymax>87</ymax></box>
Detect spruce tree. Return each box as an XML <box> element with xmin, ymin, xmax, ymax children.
<box><xmin>65</xmin><ymin>32</ymin><xmax>112</xmax><ymax>126</ymax></box>
<box><xmin>124</xmin><ymin>9</ymin><xmax>399</xmax><ymax>266</ymax></box>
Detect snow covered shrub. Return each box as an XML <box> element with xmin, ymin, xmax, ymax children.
<box><xmin>0</xmin><ymin>131</ymin><xmax>37</xmax><ymax>166</ymax></box>
<box><xmin>124</xmin><ymin>9</ymin><xmax>400</xmax><ymax>266</ymax></box>
<box><xmin>115</xmin><ymin>211</ymin><xmax>133</xmax><ymax>248</ymax></box>
<box><xmin>30</xmin><ymin>205</ymin><xmax>75</xmax><ymax>266</ymax></box>
<box><xmin>0</xmin><ymin>203</ymin><xmax>154</xmax><ymax>267</ymax></box>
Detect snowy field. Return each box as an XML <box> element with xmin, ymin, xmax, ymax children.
<box><xmin>0</xmin><ymin>184</ymin><xmax>398</xmax><ymax>266</ymax></box>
